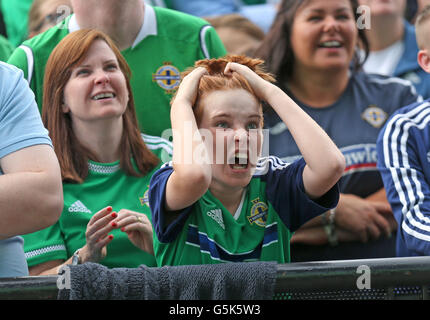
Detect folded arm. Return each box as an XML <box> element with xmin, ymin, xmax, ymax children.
<box><xmin>0</xmin><ymin>144</ymin><xmax>63</xmax><ymax>239</ymax></box>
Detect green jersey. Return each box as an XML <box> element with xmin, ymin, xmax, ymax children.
<box><xmin>148</xmin><ymin>157</ymin><xmax>339</xmax><ymax>266</ymax></box>
<box><xmin>0</xmin><ymin>0</ymin><xmax>32</xmax><ymax>47</ymax></box>
<box><xmin>7</xmin><ymin>5</ymin><xmax>227</xmax><ymax>137</ymax></box>
<box><xmin>0</xmin><ymin>35</ymin><xmax>14</xmax><ymax>62</ymax></box>
<box><xmin>23</xmin><ymin>134</ymin><xmax>173</xmax><ymax>268</ymax></box>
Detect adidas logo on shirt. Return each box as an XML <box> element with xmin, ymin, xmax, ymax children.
<box><xmin>207</xmin><ymin>208</ymin><xmax>225</xmax><ymax>230</ymax></box>
<box><xmin>68</xmin><ymin>200</ymin><xmax>92</xmax><ymax>214</ymax></box>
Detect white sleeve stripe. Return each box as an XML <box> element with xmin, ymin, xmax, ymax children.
<box><xmin>17</xmin><ymin>45</ymin><xmax>34</xmax><ymax>84</ymax></box>
<box><xmin>146</xmin><ymin>143</ymin><xmax>173</xmax><ymax>155</ymax></box>
<box><xmin>141</xmin><ymin>133</ymin><xmax>173</xmax><ymax>154</ymax></box>
<box><xmin>402</xmin><ymin>220</ymin><xmax>430</xmax><ymax>241</ymax></box>
<box><xmin>25</xmin><ymin>244</ymin><xmax>67</xmax><ymax>259</ymax></box>
<box><xmin>368</xmin><ymin>76</ymin><xmax>423</xmax><ymax>102</ymax></box>
<box><xmin>382</xmin><ymin>102</ymin><xmax>430</xmax><ymax>239</ymax></box>
<box><xmin>199</xmin><ymin>25</ymin><xmax>212</xmax><ymax>59</ymax></box>
<box><xmin>255</xmin><ymin>156</ymin><xmax>290</xmax><ymax>174</ymax></box>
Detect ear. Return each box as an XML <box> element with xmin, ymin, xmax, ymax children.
<box><xmin>61</xmin><ymin>102</ymin><xmax>70</xmax><ymax>114</ymax></box>
<box><xmin>418</xmin><ymin>49</ymin><xmax>430</xmax><ymax>73</ymax></box>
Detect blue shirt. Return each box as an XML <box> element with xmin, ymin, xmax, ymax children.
<box><xmin>264</xmin><ymin>72</ymin><xmax>420</xmax><ymax>260</ymax></box>
<box><xmin>265</xmin><ymin>72</ymin><xmax>419</xmax><ymax>197</ymax></box>
<box><xmin>0</xmin><ymin>62</ymin><xmax>52</xmax><ymax>277</ymax></box>
<box><xmin>377</xmin><ymin>99</ymin><xmax>430</xmax><ymax>257</ymax></box>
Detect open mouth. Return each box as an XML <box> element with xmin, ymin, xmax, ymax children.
<box><xmin>92</xmin><ymin>92</ymin><xmax>116</xmax><ymax>100</ymax></box>
<box><xmin>318</xmin><ymin>40</ymin><xmax>342</xmax><ymax>48</ymax></box>
<box><xmin>229</xmin><ymin>152</ymin><xmax>248</xmax><ymax>170</ymax></box>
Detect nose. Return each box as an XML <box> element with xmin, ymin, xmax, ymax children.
<box><xmin>234</xmin><ymin>127</ymin><xmax>249</xmax><ymax>149</ymax></box>
<box><xmin>94</xmin><ymin>70</ymin><xmax>110</xmax><ymax>85</ymax></box>
<box><xmin>323</xmin><ymin>16</ymin><xmax>340</xmax><ymax>33</ymax></box>
<box><xmin>234</xmin><ymin>127</ymin><xmax>248</xmax><ymax>140</ymax></box>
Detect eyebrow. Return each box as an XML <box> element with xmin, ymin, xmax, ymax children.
<box><xmin>211</xmin><ymin>113</ymin><xmax>261</xmax><ymax>119</ymax></box>
<box><xmin>307</xmin><ymin>7</ymin><xmax>351</xmax><ymax>14</ymax></box>
<box><xmin>76</xmin><ymin>59</ymin><xmax>118</xmax><ymax>69</ymax></box>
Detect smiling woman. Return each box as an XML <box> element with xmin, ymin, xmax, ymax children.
<box><xmin>255</xmin><ymin>0</ymin><xmax>421</xmax><ymax>261</ymax></box>
<box><xmin>21</xmin><ymin>29</ymin><xmax>173</xmax><ymax>275</ymax></box>
<box><xmin>62</xmin><ymin>40</ymin><xmax>129</xmax><ymax>136</ymax></box>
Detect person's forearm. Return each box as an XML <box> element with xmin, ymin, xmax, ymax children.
<box><xmin>0</xmin><ymin>171</ymin><xmax>63</xmax><ymax>239</ymax></box>
<box><xmin>291</xmin><ymin>225</ymin><xmax>362</xmax><ymax>245</ymax></box>
<box><xmin>266</xmin><ymin>85</ymin><xmax>345</xmax><ymax>196</ymax></box>
<box><xmin>170</xmin><ymin>100</ymin><xmax>211</xmax><ymax>183</ymax></box>
<box><xmin>365</xmin><ymin>188</ymin><xmax>387</xmax><ymax>202</ymax></box>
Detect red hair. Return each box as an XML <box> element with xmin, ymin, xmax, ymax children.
<box><xmin>42</xmin><ymin>29</ymin><xmax>159</xmax><ymax>183</ymax></box>
<box><xmin>175</xmin><ymin>55</ymin><xmax>275</xmax><ymax>125</ymax></box>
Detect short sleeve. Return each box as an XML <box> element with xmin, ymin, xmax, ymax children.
<box><xmin>0</xmin><ymin>63</ymin><xmax>51</xmax><ymax>160</ymax></box>
<box><xmin>148</xmin><ymin>163</ymin><xmax>194</xmax><ymax>243</ymax></box>
<box><xmin>22</xmin><ymin>221</ymin><xmax>68</xmax><ymax>267</ymax></box>
<box><xmin>256</xmin><ymin>156</ymin><xmax>340</xmax><ymax>232</ymax></box>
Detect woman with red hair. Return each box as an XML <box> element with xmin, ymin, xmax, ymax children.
<box><xmin>23</xmin><ymin>29</ymin><xmax>172</xmax><ymax>275</ymax></box>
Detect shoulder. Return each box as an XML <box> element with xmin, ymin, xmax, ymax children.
<box><xmin>253</xmin><ymin>156</ymin><xmax>306</xmax><ymax>180</ymax></box>
<box><xmin>15</xmin><ymin>16</ymin><xmax>69</xmax><ymax>53</ymax></box>
<box><xmin>0</xmin><ymin>61</ymin><xmax>23</xmax><ymax>78</ymax></box>
<box><xmin>355</xmin><ymin>72</ymin><xmax>417</xmax><ymax>92</ymax></box>
<box><xmin>141</xmin><ymin>133</ymin><xmax>173</xmax><ymax>157</ymax></box>
<box><xmin>253</xmin><ymin>156</ymin><xmax>292</xmax><ymax>175</ymax></box>
<box><xmin>384</xmin><ymin>99</ymin><xmax>430</xmax><ymax>129</ymax></box>
<box><xmin>153</xmin><ymin>6</ymin><xmax>220</xmax><ymax>45</ymax></box>
<box><xmin>352</xmin><ymin>72</ymin><xmax>421</xmax><ymax>106</ymax></box>
<box><xmin>154</xmin><ymin>6</ymin><xmax>211</xmax><ymax>29</ymax></box>
<box><xmin>0</xmin><ymin>62</ymin><xmax>27</xmax><ymax>97</ymax></box>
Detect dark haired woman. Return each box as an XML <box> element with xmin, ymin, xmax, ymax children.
<box><xmin>255</xmin><ymin>0</ymin><xmax>420</xmax><ymax>260</ymax></box>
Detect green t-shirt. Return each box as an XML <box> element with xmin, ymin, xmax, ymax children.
<box><xmin>0</xmin><ymin>35</ymin><xmax>14</xmax><ymax>61</ymax></box>
<box><xmin>149</xmin><ymin>157</ymin><xmax>339</xmax><ymax>266</ymax></box>
<box><xmin>23</xmin><ymin>134</ymin><xmax>173</xmax><ymax>268</ymax></box>
<box><xmin>0</xmin><ymin>0</ymin><xmax>33</xmax><ymax>47</ymax></box>
<box><xmin>7</xmin><ymin>5</ymin><xmax>227</xmax><ymax>137</ymax></box>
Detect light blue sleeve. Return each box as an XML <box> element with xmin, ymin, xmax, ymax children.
<box><xmin>0</xmin><ymin>62</ymin><xmax>52</xmax><ymax>277</ymax></box>
<box><xmin>0</xmin><ymin>62</ymin><xmax>52</xmax><ymax>161</ymax></box>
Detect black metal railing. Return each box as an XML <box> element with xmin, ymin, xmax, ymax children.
<box><xmin>1</xmin><ymin>256</ymin><xmax>429</xmax><ymax>300</ymax></box>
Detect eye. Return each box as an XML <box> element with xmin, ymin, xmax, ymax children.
<box><xmin>246</xmin><ymin>122</ymin><xmax>258</xmax><ymax>130</ymax></box>
<box><xmin>336</xmin><ymin>14</ymin><xmax>351</xmax><ymax>21</ymax></box>
<box><xmin>105</xmin><ymin>63</ymin><xmax>118</xmax><ymax>71</ymax></box>
<box><xmin>76</xmin><ymin>68</ymin><xmax>90</xmax><ymax>76</ymax></box>
<box><xmin>308</xmin><ymin>15</ymin><xmax>322</xmax><ymax>22</ymax></box>
<box><xmin>215</xmin><ymin>122</ymin><xmax>229</xmax><ymax>129</ymax></box>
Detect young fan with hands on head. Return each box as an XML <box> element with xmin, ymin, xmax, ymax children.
<box><xmin>22</xmin><ymin>29</ymin><xmax>173</xmax><ymax>275</ymax></box>
<box><xmin>148</xmin><ymin>55</ymin><xmax>345</xmax><ymax>266</ymax></box>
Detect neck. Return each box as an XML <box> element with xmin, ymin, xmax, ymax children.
<box><xmin>74</xmin><ymin>0</ymin><xmax>144</xmax><ymax>50</ymax></box>
<box><xmin>209</xmin><ymin>183</ymin><xmax>245</xmax><ymax>216</ymax></box>
<box><xmin>288</xmin><ymin>66</ymin><xmax>349</xmax><ymax>108</ymax></box>
<box><xmin>365</xmin><ymin>15</ymin><xmax>404</xmax><ymax>51</ymax></box>
<box><xmin>73</xmin><ymin>118</ymin><xmax>123</xmax><ymax>163</ymax></box>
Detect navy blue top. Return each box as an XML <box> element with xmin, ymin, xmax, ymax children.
<box><xmin>264</xmin><ymin>71</ymin><xmax>420</xmax><ymax>261</ymax></box>
<box><xmin>377</xmin><ymin>99</ymin><xmax>430</xmax><ymax>257</ymax></box>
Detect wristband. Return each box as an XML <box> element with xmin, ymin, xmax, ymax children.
<box><xmin>71</xmin><ymin>249</ymin><xmax>82</xmax><ymax>265</ymax></box>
